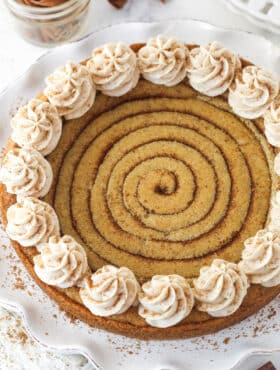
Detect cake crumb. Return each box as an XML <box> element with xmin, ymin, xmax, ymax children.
<box><xmin>13</xmin><ymin>276</ymin><xmax>25</xmax><ymax>290</ymax></box>
<box><xmin>223</xmin><ymin>337</ymin><xmax>230</xmax><ymax>345</ymax></box>
<box><xmin>267</xmin><ymin>308</ymin><xmax>276</xmax><ymax>320</ymax></box>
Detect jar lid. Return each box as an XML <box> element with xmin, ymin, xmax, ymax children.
<box><xmin>17</xmin><ymin>0</ymin><xmax>67</xmax><ymax>7</ymax></box>
<box><xmin>6</xmin><ymin>0</ymin><xmax>89</xmax><ymax>20</ymax></box>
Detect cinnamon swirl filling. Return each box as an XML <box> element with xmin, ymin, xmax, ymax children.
<box><xmin>43</xmin><ymin>80</ymin><xmax>274</xmax><ymax>281</ymax></box>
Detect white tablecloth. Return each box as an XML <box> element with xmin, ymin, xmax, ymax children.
<box><xmin>0</xmin><ymin>1</ymin><xmax>279</xmax><ymax>369</ymax></box>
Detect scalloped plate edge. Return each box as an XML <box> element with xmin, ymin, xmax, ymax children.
<box><xmin>1</xmin><ymin>20</ymin><xmax>280</xmax><ymax>370</ymax></box>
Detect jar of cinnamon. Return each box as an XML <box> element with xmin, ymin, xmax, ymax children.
<box><xmin>5</xmin><ymin>0</ymin><xmax>91</xmax><ymax>47</ymax></box>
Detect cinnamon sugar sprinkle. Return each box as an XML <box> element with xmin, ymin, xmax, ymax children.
<box><xmin>7</xmin><ymin>326</ymin><xmax>28</xmax><ymax>346</ymax></box>
<box><xmin>0</xmin><ymin>200</ymin><xmax>280</xmax><ymax>364</ymax></box>
<box><xmin>0</xmin><ymin>312</ymin><xmax>29</xmax><ymax>346</ymax></box>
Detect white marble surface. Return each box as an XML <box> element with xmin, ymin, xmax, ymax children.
<box><xmin>0</xmin><ymin>307</ymin><xmax>91</xmax><ymax>370</ymax></box>
<box><xmin>0</xmin><ymin>1</ymin><xmax>280</xmax><ymax>369</ymax></box>
<box><xmin>1</xmin><ymin>0</ymin><xmax>279</xmax><ymax>91</ymax></box>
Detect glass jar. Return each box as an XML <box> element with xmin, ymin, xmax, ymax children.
<box><xmin>5</xmin><ymin>0</ymin><xmax>91</xmax><ymax>47</ymax></box>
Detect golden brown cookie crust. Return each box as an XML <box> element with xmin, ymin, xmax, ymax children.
<box><xmin>1</xmin><ymin>45</ymin><xmax>280</xmax><ymax>340</ymax></box>
<box><xmin>1</xmin><ymin>188</ymin><xmax>280</xmax><ymax>340</ymax></box>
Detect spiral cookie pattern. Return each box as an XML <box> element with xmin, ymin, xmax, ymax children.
<box><xmin>43</xmin><ymin>80</ymin><xmax>274</xmax><ymax>281</ymax></box>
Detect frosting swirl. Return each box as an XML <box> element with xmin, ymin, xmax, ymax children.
<box><xmin>187</xmin><ymin>41</ymin><xmax>241</xmax><ymax>96</ymax></box>
<box><xmin>34</xmin><ymin>235</ymin><xmax>88</xmax><ymax>288</ymax></box>
<box><xmin>18</xmin><ymin>0</ymin><xmax>67</xmax><ymax>6</ymax></box>
<box><xmin>264</xmin><ymin>97</ymin><xmax>280</xmax><ymax>147</ymax></box>
<box><xmin>11</xmin><ymin>98</ymin><xmax>62</xmax><ymax>155</ymax></box>
<box><xmin>193</xmin><ymin>259</ymin><xmax>248</xmax><ymax>317</ymax></box>
<box><xmin>239</xmin><ymin>229</ymin><xmax>280</xmax><ymax>287</ymax></box>
<box><xmin>269</xmin><ymin>191</ymin><xmax>280</xmax><ymax>232</ymax></box>
<box><xmin>6</xmin><ymin>197</ymin><xmax>59</xmax><ymax>247</ymax></box>
<box><xmin>228</xmin><ymin>66</ymin><xmax>279</xmax><ymax>119</ymax></box>
<box><xmin>138</xmin><ymin>275</ymin><xmax>194</xmax><ymax>328</ymax></box>
<box><xmin>44</xmin><ymin>62</ymin><xmax>96</xmax><ymax>120</ymax></box>
<box><xmin>274</xmin><ymin>152</ymin><xmax>280</xmax><ymax>176</ymax></box>
<box><xmin>80</xmin><ymin>265</ymin><xmax>139</xmax><ymax>317</ymax></box>
<box><xmin>86</xmin><ymin>43</ymin><xmax>140</xmax><ymax>97</ymax></box>
<box><xmin>0</xmin><ymin>148</ymin><xmax>52</xmax><ymax>197</ymax></box>
<box><xmin>138</xmin><ymin>35</ymin><xmax>188</xmax><ymax>87</ymax></box>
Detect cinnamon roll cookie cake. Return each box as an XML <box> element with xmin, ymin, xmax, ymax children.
<box><xmin>1</xmin><ymin>35</ymin><xmax>280</xmax><ymax>340</ymax></box>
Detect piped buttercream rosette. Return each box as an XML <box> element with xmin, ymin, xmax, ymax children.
<box><xmin>274</xmin><ymin>152</ymin><xmax>280</xmax><ymax>178</ymax></box>
<box><xmin>228</xmin><ymin>65</ymin><xmax>279</xmax><ymax>119</ymax></box>
<box><xmin>86</xmin><ymin>42</ymin><xmax>140</xmax><ymax>97</ymax></box>
<box><xmin>193</xmin><ymin>259</ymin><xmax>249</xmax><ymax>317</ymax></box>
<box><xmin>0</xmin><ymin>148</ymin><xmax>52</xmax><ymax>198</ymax></box>
<box><xmin>187</xmin><ymin>41</ymin><xmax>241</xmax><ymax>97</ymax></box>
<box><xmin>239</xmin><ymin>230</ymin><xmax>280</xmax><ymax>287</ymax></box>
<box><xmin>6</xmin><ymin>197</ymin><xmax>59</xmax><ymax>247</ymax></box>
<box><xmin>34</xmin><ymin>235</ymin><xmax>88</xmax><ymax>289</ymax></box>
<box><xmin>269</xmin><ymin>192</ymin><xmax>280</xmax><ymax>232</ymax></box>
<box><xmin>11</xmin><ymin>98</ymin><xmax>62</xmax><ymax>156</ymax></box>
<box><xmin>138</xmin><ymin>275</ymin><xmax>194</xmax><ymax>327</ymax></box>
<box><xmin>44</xmin><ymin>62</ymin><xmax>96</xmax><ymax>120</ymax></box>
<box><xmin>138</xmin><ymin>35</ymin><xmax>188</xmax><ymax>87</ymax></box>
<box><xmin>80</xmin><ymin>265</ymin><xmax>140</xmax><ymax>316</ymax></box>
<box><xmin>264</xmin><ymin>97</ymin><xmax>280</xmax><ymax>147</ymax></box>
<box><xmin>1</xmin><ymin>36</ymin><xmax>280</xmax><ymax>329</ymax></box>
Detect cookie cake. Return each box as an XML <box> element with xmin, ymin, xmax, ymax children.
<box><xmin>1</xmin><ymin>35</ymin><xmax>280</xmax><ymax>339</ymax></box>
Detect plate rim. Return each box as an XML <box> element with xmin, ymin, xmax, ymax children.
<box><xmin>221</xmin><ymin>0</ymin><xmax>280</xmax><ymax>33</ymax></box>
<box><xmin>1</xmin><ymin>18</ymin><xmax>280</xmax><ymax>370</ymax></box>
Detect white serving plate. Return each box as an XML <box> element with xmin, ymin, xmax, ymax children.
<box><xmin>222</xmin><ymin>0</ymin><xmax>280</xmax><ymax>34</ymax></box>
<box><xmin>1</xmin><ymin>20</ymin><xmax>280</xmax><ymax>370</ymax></box>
